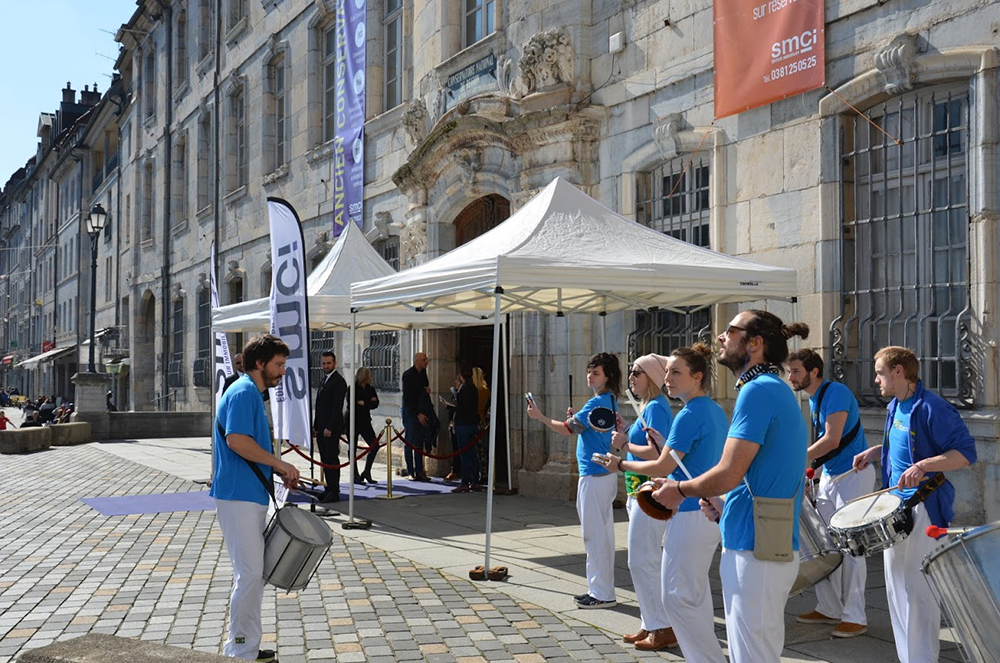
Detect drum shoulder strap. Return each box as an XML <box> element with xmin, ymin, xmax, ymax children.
<box><xmin>904</xmin><ymin>472</ymin><xmax>946</xmax><ymax>509</ymax></box>
<box><xmin>217</xmin><ymin>420</ymin><xmax>276</xmax><ymax>503</ymax></box>
<box><xmin>811</xmin><ymin>382</ymin><xmax>862</xmax><ymax>470</ymax></box>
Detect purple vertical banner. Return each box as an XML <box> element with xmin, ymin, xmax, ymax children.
<box><xmin>333</xmin><ymin>0</ymin><xmax>366</xmax><ymax>236</ymax></box>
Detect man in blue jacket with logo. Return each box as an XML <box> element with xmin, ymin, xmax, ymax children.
<box><xmin>853</xmin><ymin>346</ymin><xmax>976</xmax><ymax>663</ymax></box>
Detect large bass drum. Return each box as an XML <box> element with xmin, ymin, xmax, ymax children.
<box><xmin>791</xmin><ymin>496</ymin><xmax>843</xmax><ymax>596</ymax></box>
<box><xmin>263</xmin><ymin>505</ymin><xmax>334</xmax><ymax>591</ymax></box>
<box><xmin>922</xmin><ymin>522</ymin><xmax>1000</xmax><ymax>663</ymax></box>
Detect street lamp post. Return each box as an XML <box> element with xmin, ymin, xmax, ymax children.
<box><xmin>85</xmin><ymin>204</ymin><xmax>108</xmax><ymax>373</ymax></box>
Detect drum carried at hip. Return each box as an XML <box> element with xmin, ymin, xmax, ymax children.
<box><xmin>263</xmin><ymin>505</ymin><xmax>334</xmax><ymax>591</ymax></box>
<box><xmin>922</xmin><ymin>522</ymin><xmax>1000</xmax><ymax>663</ymax></box>
<box><xmin>828</xmin><ymin>492</ymin><xmax>914</xmax><ymax>557</ymax></box>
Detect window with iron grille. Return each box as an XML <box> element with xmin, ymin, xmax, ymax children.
<box><xmin>832</xmin><ymin>85</ymin><xmax>973</xmax><ymax>407</ymax></box>
<box><xmin>309</xmin><ymin>331</ymin><xmax>338</xmax><ymax>388</ymax></box>
<box><xmin>384</xmin><ymin>0</ymin><xmax>403</xmax><ymax>111</ymax></box>
<box><xmin>169</xmin><ymin>298</ymin><xmax>185</xmax><ymax>388</ymax></box>
<box><xmin>363</xmin><ymin>237</ymin><xmax>401</xmax><ymax>392</ymax></box>
<box><xmin>629</xmin><ymin>156</ymin><xmax>712</xmax><ymax>362</ymax></box>
<box><xmin>194</xmin><ymin>288</ymin><xmax>211</xmax><ymax>387</ymax></box>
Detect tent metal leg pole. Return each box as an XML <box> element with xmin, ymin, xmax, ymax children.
<box><xmin>501</xmin><ymin>314</ymin><xmax>512</xmax><ymax>492</ymax></box>
<box><xmin>343</xmin><ymin>311</ymin><xmax>370</xmax><ymax>529</ymax></box>
<box><xmin>484</xmin><ymin>291</ymin><xmax>502</xmax><ymax>574</ymax></box>
<box><xmin>601</xmin><ymin>313</ymin><xmax>606</xmax><ymax>351</ymax></box>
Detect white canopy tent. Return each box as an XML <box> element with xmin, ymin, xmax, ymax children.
<box><xmin>211</xmin><ymin>220</ymin><xmax>492</xmax><ymax>523</ymax></box>
<box><xmin>351</xmin><ymin>177</ymin><xmax>798</xmax><ymax>571</ymax></box>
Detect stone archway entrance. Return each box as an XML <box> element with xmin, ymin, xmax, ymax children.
<box><xmin>133</xmin><ymin>290</ymin><xmax>156</xmax><ymax>411</ymax></box>
<box><xmin>454</xmin><ymin>195</ymin><xmax>511</xmax><ymax>485</ymax></box>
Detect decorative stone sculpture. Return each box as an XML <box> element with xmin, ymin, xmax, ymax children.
<box><xmin>875</xmin><ymin>34</ymin><xmax>918</xmax><ymax>95</ymax></box>
<box><xmin>653</xmin><ymin>113</ymin><xmax>683</xmax><ymax>162</ymax></box>
<box><xmin>517</xmin><ymin>28</ymin><xmax>574</xmax><ymax>96</ymax></box>
<box><xmin>452</xmin><ymin>149</ymin><xmax>482</xmax><ymax>188</ymax></box>
<box><xmin>402</xmin><ymin>99</ymin><xmax>428</xmax><ymax>146</ymax></box>
<box><xmin>397</xmin><ymin>207</ymin><xmax>427</xmax><ymax>267</ymax></box>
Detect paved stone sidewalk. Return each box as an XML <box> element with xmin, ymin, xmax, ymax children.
<box><xmin>0</xmin><ymin>444</ymin><xmax>671</xmax><ymax>663</ymax></box>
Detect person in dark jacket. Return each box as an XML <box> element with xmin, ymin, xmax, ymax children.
<box><xmin>352</xmin><ymin>367</ymin><xmax>381</xmax><ymax>485</ymax></box>
<box><xmin>221</xmin><ymin>353</ymin><xmax>245</xmax><ymax>395</ymax></box>
<box><xmin>400</xmin><ymin>352</ymin><xmax>432</xmax><ymax>481</ymax></box>
<box><xmin>313</xmin><ymin>351</ymin><xmax>348</xmax><ymax>502</ymax></box>
<box><xmin>451</xmin><ymin>366</ymin><xmax>483</xmax><ymax>493</ymax></box>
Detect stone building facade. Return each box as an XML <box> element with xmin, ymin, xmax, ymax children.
<box><xmin>1</xmin><ymin>0</ymin><xmax>997</xmax><ymax>519</ymax></box>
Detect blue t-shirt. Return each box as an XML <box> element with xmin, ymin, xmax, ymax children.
<box><xmin>720</xmin><ymin>373</ymin><xmax>807</xmax><ymax>552</ymax></box>
<box><xmin>810</xmin><ymin>380</ymin><xmax>868</xmax><ymax>476</ymax></box>
<box><xmin>572</xmin><ymin>392</ymin><xmax>615</xmax><ymax>477</ymax></box>
<box><xmin>210</xmin><ymin>374</ymin><xmax>274</xmax><ymax>506</ymax></box>
<box><xmin>623</xmin><ymin>395</ymin><xmax>673</xmax><ymax>495</ymax></box>
<box><xmin>888</xmin><ymin>397</ymin><xmax>917</xmax><ymax>501</ymax></box>
<box><xmin>666</xmin><ymin>396</ymin><xmax>728</xmax><ymax>512</ymax></box>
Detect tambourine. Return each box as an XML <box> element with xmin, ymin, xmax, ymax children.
<box><xmin>636</xmin><ymin>481</ymin><xmax>674</xmax><ymax>521</ymax></box>
<box><xmin>588</xmin><ymin>406</ymin><xmax>617</xmax><ymax>432</ymax></box>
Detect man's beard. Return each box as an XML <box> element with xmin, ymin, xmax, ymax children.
<box><xmin>261</xmin><ymin>367</ymin><xmax>283</xmax><ymax>388</ymax></box>
<box><xmin>718</xmin><ymin>340</ymin><xmax>749</xmax><ymax>373</ymax></box>
<box><xmin>792</xmin><ymin>374</ymin><xmax>812</xmax><ymax>392</ymax></box>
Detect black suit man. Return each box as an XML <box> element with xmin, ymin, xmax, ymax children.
<box><xmin>314</xmin><ymin>351</ymin><xmax>348</xmax><ymax>502</ymax></box>
<box><xmin>221</xmin><ymin>353</ymin><xmax>245</xmax><ymax>395</ymax></box>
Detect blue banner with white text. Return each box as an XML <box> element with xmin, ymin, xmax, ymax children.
<box><xmin>333</xmin><ymin>0</ymin><xmax>366</xmax><ymax>236</ymax></box>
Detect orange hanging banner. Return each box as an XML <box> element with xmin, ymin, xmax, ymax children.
<box><xmin>714</xmin><ymin>0</ymin><xmax>826</xmax><ymax>119</ymax></box>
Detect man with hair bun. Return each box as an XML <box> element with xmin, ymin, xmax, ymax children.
<box><xmin>787</xmin><ymin>348</ymin><xmax>874</xmax><ymax>638</ymax></box>
<box><xmin>853</xmin><ymin>346</ymin><xmax>976</xmax><ymax>663</ymax></box>
<box><xmin>654</xmin><ymin>310</ymin><xmax>809</xmax><ymax>663</ymax></box>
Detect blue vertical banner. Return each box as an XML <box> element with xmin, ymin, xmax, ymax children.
<box><xmin>333</xmin><ymin>0</ymin><xmax>366</xmax><ymax>236</ymax></box>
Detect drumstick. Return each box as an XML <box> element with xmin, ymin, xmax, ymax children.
<box><xmin>669</xmin><ymin>450</ymin><xmax>694</xmax><ymax>480</ymax></box>
<box><xmin>624</xmin><ymin>389</ymin><xmax>647</xmax><ymax>430</ymax></box>
<box><xmin>846</xmin><ymin>485</ymin><xmax>897</xmax><ymax>504</ymax></box>
<box><xmin>830</xmin><ymin>469</ymin><xmax>858</xmax><ymax>485</ymax></box>
<box><xmin>926</xmin><ymin>525</ymin><xmax>975</xmax><ymax>538</ymax></box>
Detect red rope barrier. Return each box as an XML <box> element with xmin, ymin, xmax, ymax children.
<box><xmin>393</xmin><ymin>426</ymin><xmax>488</xmax><ymax>460</ymax></box>
<box><xmin>280</xmin><ymin>430</ymin><xmax>385</xmax><ymax>469</ymax></box>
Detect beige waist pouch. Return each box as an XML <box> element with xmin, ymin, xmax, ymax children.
<box><xmin>752</xmin><ymin>496</ymin><xmax>796</xmax><ymax>562</ymax></box>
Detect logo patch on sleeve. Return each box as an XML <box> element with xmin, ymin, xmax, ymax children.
<box><xmin>235</xmin><ymin>637</ymin><xmax>246</xmax><ymax>644</ymax></box>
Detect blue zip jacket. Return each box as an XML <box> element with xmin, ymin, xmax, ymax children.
<box><xmin>880</xmin><ymin>380</ymin><xmax>977</xmax><ymax>528</ymax></box>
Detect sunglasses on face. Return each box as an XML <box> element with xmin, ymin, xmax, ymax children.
<box><xmin>724</xmin><ymin>324</ymin><xmax>747</xmax><ymax>337</ymax></box>
<box><xmin>629</xmin><ymin>368</ymin><xmax>645</xmax><ymax>377</ymax></box>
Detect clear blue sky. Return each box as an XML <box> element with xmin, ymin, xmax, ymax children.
<box><xmin>0</xmin><ymin>0</ymin><xmax>138</xmax><ymax>186</ymax></box>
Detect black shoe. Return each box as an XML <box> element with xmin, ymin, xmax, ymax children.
<box><xmin>256</xmin><ymin>650</ymin><xmax>276</xmax><ymax>663</ymax></box>
<box><xmin>573</xmin><ymin>592</ymin><xmax>591</xmax><ymax>602</ymax></box>
<box><xmin>353</xmin><ymin>476</ymin><xmax>366</xmax><ymax>485</ymax></box>
<box><xmin>319</xmin><ymin>491</ymin><xmax>340</xmax><ymax>503</ymax></box>
<box><xmin>363</xmin><ymin>473</ymin><xmax>377</xmax><ymax>485</ymax></box>
<box><xmin>576</xmin><ymin>595</ymin><xmax>617</xmax><ymax>609</ymax></box>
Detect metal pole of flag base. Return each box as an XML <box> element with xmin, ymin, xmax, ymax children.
<box><xmin>377</xmin><ymin>419</ymin><xmax>403</xmax><ymax>500</ymax></box>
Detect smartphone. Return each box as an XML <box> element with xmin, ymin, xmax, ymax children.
<box><xmin>524</xmin><ymin>392</ymin><xmax>534</xmax><ymax>405</ymax></box>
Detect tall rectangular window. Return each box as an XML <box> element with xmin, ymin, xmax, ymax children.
<box><xmin>169</xmin><ymin>298</ymin><xmax>185</xmax><ymax>390</ymax></box>
<box><xmin>197</xmin><ymin>112</ymin><xmax>212</xmax><ymax>210</ymax></box>
<box><xmin>174</xmin><ymin>136</ymin><xmax>187</xmax><ymax>226</ymax></box>
<box><xmin>198</xmin><ymin>0</ymin><xmax>213</xmax><ymax>61</ymax></box>
<box><xmin>197</xmin><ymin>288</ymin><xmax>211</xmax><ymax>359</ymax></box>
<box><xmin>228</xmin><ymin>0</ymin><xmax>247</xmax><ymax>31</ymax></box>
<box><xmin>323</xmin><ymin>26</ymin><xmax>337</xmax><ymax>143</ymax></box>
<box><xmin>141</xmin><ymin>161</ymin><xmax>154</xmax><ymax>242</ymax></box>
<box><xmin>630</xmin><ymin>155</ymin><xmax>712</xmax><ymax>361</ymax></box>
<box><xmin>175</xmin><ymin>11</ymin><xmax>188</xmax><ymax>87</ymax></box>
<box><xmin>273</xmin><ymin>62</ymin><xmax>287</xmax><ymax>166</ymax></box>
<box><xmin>463</xmin><ymin>0</ymin><xmax>494</xmax><ymax>48</ymax></box>
<box><xmin>384</xmin><ymin>0</ymin><xmax>403</xmax><ymax>111</ymax></box>
<box><xmin>233</xmin><ymin>90</ymin><xmax>247</xmax><ymax>189</ymax></box>
<box><xmin>144</xmin><ymin>50</ymin><xmax>156</xmax><ymax>118</ymax></box>
<box><xmin>834</xmin><ymin>85</ymin><xmax>971</xmax><ymax>407</ymax></box>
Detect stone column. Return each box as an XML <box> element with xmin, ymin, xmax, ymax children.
<box><xmin>71</xmin><ymin>372</ymin><xmax>113</xmax><ymax>440</ymax></box>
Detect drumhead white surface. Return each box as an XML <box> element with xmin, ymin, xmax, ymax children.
<box><xmin>830</xmin><ymin>493</ymin><xmax>902</xmax><ymax>528</ymax></box>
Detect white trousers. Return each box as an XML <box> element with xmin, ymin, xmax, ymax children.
<box><xmin>576</xmin><ymin>473</ymin><xmax>618</xmax><ymax>602</ymax></box>
<box><xmin>884</xmin><ymin>504</ymin><xmax>941</xmax><ymax>663</ymax></box>
<box><xmin>813</xmin><ymin>465</ymin><xmax>875</xmax><ymax>624</ymax></box>
<box><xmin>721</xmin><ymin>548</ymin><xmax>799</xmax><ymax>663</ymax></box>
<box><xmin>215</xmin><ymin>498</ymin><xmax>269</xmax><ymax>660</ymax></box>
<box><xmin>625</xmin><ymin>496</ymin><xmax>669</xmax><ymax>631</ymax></box>
<box><xmin>662</xmin><ymin>511</ymin><xmax>725</xmax><ymax>663</ymax></box>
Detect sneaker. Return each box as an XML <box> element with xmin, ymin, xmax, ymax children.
<box><xmin>574</xmin><ymin>592</ymin><xmax>591</xmax><ymax>602</ymax></box>
<box><xmin>576</xmin><ymin>595</ymin><xmax>617</xmax><ymax>609</ymax></box>
<box><xmin>832</xmin><ymin>622</ymin><xmax>868</xmax><ymax>638</ymax></box>
<box><xmin>796</xmin><ymin>610</ymin><xmax>841</xmax><ymax>625</ymax></box>
<box><xmin>256</xmin><ymin>650</ymin><xmax>276</xmax><ymax>663</ymax></box>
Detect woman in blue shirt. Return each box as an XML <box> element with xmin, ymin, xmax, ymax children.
<box><xmin>600</xmin><ymin>344</ymin><xmax>727</xmax><ymax>661</ymax></box>
<box><xmin>606</xmin><ymin>354</ymin><xmax>673</xmax><ymax>650</ymax></box>
<box><xmin>527</xmin><ymin>352</ymin><xmax>622</xmax><ymax>610</ymax></box>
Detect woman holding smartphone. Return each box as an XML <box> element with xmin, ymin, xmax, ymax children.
<box><xmin>527</xmin><ymin>352</ymin><xmax>622</xmax><ymax>610</ymax></box>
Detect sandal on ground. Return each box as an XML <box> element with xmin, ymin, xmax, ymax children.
<box><xmin>487</xmin><ymin>566</ymin><xmax>509</xmax><ymax>581</ymax></box>
<box><xmin>469</xmin><ymin>565</ymin><xmax>486</xmax><ymax>580</ymax></box>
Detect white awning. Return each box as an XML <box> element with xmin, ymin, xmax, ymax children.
<box><xmin>16</xmin><ymin>345</ymin><xmax>75</xmax><ymax>369</ymax></box>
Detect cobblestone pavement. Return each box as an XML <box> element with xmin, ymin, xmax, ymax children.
<box><xmin>0</xmin><ymin>444</ymin><xmax>672</xmax><ymax>663</ymax></box>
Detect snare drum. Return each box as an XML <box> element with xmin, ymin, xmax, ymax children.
<box><xmin>828</xmin><ymin>493</ymin><xmax>913</xmax><ymax>557</ymax></box>
<box><xmin>262</xmin><ymin>505</ymin><xmax>334</xmax><ymax>591</ymax></box>
<box><xmin>922</xmin><ymin>522</ymin><xmax>1000</xmax><ymax>662</ymax></box>
<box><xmin>791</xmin><ymin>497</ymin><xmax>843</xmax><ymax>596</ymax></box>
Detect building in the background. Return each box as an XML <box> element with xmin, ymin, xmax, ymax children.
<box><xmin>0</xmin><ymin>0</ymin><xmax>996</xmax><ymax>517</ymax></box>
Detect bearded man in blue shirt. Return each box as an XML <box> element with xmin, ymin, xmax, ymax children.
<box><xmin>852</xmin><ymin>346</ymin><xmax>976</xmax><ymax>663</ymax></box>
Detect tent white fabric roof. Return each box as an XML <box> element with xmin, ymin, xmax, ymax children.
<box><xmin>351</xmin><ymin>177</ymin><xmax>797</xmax><ymax>315</ymax></box>
<box><xmin>212</xmin><ymin>221</ymin><xmax>488</xmax><ymax>332</ymax></box>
